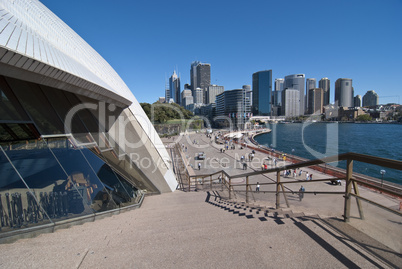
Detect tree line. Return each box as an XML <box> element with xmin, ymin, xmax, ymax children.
<box><xmin>140</xmin><ymin>102</ymin><xmax>193</xmax><ymax>123</ymax></box>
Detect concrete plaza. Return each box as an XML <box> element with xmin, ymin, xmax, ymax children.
<box><xmin>0</xmin><ymin>131</ymin><xmax>400</xmax><ymax>268</ymax></box>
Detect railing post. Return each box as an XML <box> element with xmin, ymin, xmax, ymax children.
<box><xmin>246</xmin><ymin>176</ymin><xmax>249</xmax><ymax>203</ymax></box>
<box><xmin>276</xmin><ymin>171</ymin><xmax>281</xmax><ymax>209</ymax></box>
<box><xmin>352</xmin><ymin>179</ymin><xmax>365</xmax><ymax>220</ymax></box>
<box><xmin>188</xmin><ymin>174</ymin><xmax>191</xmax><ymax>192</ymax></box>
<box><xmin>229</xmin><ymin>177</ymin><xmax>232</xmax><ymax>200</ymax></box>
<box><xmin>221</xmin><ymin>172</ymin><xmax>224</xmax><ymax>191</ymax></box>
<box><xmin>343</xmin><ymin>159</ymin><xmax>353</xmax><ymax>222</ymax></box>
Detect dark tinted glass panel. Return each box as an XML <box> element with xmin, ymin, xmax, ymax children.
<box><xmin>39</xmin><ymin>85</ymin><xmax>88</xmax><ymax>134</ymax></box>
<box><xmin>78</xmin><ymin>95</ymin><xmax>125</xmax><ymax>133</ymax></box>
<box><xmin>1</xmin><ymin>123</ymin><xmax>41</xmax><ymax>143</ymax></box>
<box><xmin>4</xmin><ymin>77</ymin><xmax>64</xmax><ymax>135</ymax></box>
<box><xmin>63</xmin><ymin>93</ymin><xmax>100</xmax><ymax>133</ymax></box>
<box><xmin>0</xmin><ymin>149</ymin><xmax>52</xmax><ymax>233</ymax></box>
<box><xmin>80</xmin><ymin>148</ymin><xmax>138</xmax><ymax>206</ymax></box>
<box><xmin>0</xmin><ymin>125</ymin><xmax>14</xmax><ymax>141</ymax></box>
<box><xmin>7</xmin><ymin>124</ymin><xmax>35</xmax><ymax>141</ymax></box>
<box><xmin>0</xmin><ymin>76</ymin><xmax>29</xmax><ymax>121</ymax></box>
<box><xmin>46</xmin><ymin>138</ymin><xmax>118</xmax><ymax>212</ymax></box>
<box><xmin>1</xmin><ymin>140</ymin><xmax>94</xmax><ymax>224</ymax></box>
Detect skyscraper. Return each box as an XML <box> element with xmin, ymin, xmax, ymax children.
<box><xmin>275</xmin><ymin>78</ymin><xmax>284</xmax><ymax>92</ymax></box>
<box><xmin>362</xmin><ymin>90</ymin><xmax>379</xmax><ymax>107</ymax></box>
<box><xmin>306</xmin><ymin>78</ymin><xmax>316</xmax><ymax>113</ymax></box>
<box><xmin>308</xmin><ymin>88</ymin><xmax>324</xmax><ymax>114</ymax></box>
<box><xmin>319</xmin><ymin>78</ymin><xmax>330</xmax><ymax>106</ymax></box>
<box><xmin>354</xmin><ymin>95</ymin><xmax>362</xmax><ymax>107</ymax></box>
<box><xmin>169</xmin><ymin>70</ymin><xmax>180</xmax><ymax>104</ymax></box>
<box><xmin>272</xmin><ymin>78</ymin><xmax>284</xmax><ymax>116</ymax></box>
<box><xmin>207</xmin><ymin>85</ymin><xmax>224</xmax><ymax>104</ymax></box>
<box><xmin>284</xmin><ymin>74</ymin><xmax>305</xmax><ymax>116</ymax></box>
<box><xmin>215</xmin><ymin>89</ymin><xmax>251</xmax><ymax>130</ymax></box>
<box><xmin>190</xmin><ymin>61</ymin><xmax>211</xmax><ymax>104</ymax></box>
<box><xmin>335</xmin><ymin>78</ymin><xmax>353</xmax><ymax>107</ymax></box>
<box><xmin>252</xmin><ymin>70</ymin><xmax>272</xmax><ymax>116</ymax></box>
<box><xmin>194</xmin><ymin>88</ymin><xmax>204</xmax><ymax>104</ymax></box>
<box><xmin>181</xmin><ymin>89</ymin><xmax>193</xmax><ymax>109</ymax></box>
<box><xmin>281</xmin><ymin>89</ymin><xmax>300</xmax><ymax>117</ymax></box>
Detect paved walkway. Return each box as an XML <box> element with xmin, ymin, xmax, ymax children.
<box><xmin>0</xmin><ymin>131</ymin><xmax>400</xmax><ymax>268</ymax></box>
<box><xmin>167</xmin><ymin>131</ymin><xmax>401</xmax><ymax>253</ymax></box>
<box><xmin>0</xmin><ymin>191</ymin><xmax>400</xmax><ymax>268</ymax></box>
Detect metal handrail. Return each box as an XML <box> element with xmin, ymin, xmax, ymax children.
<box><xmin>181</xmin><ymin>149</ymin><xmax>402</xmax><ymax>222</ymax></box>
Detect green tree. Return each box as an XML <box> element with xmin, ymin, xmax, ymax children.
<box><xmin>356</xmin><ymin>114</ymin><xmax>372</xmax><ymax>122</ymax></box>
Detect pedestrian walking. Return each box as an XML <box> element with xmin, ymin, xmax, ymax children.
<box><xmin>243</xmin><ymin>162</ymin><xmax>247</xmax><ymax>170</ymax></box>
<box><xmin>305</xmin><ymin>172</ymin><xmax>309</xmax><ymax>181</ymax></box>
<box><xmin>299</xmin><ymin>169</ymin><xmax>303</xmax><ymax>176</ymax></box>
<box><xmin>310</xmin><ymin>174</ymin><xmax>313</xmax><ymax>181</ymax></box>
<box><xmin>299</xmin><ymin>186</ymin><xmax>305</xmax><ymax>201</ymax></box>
<box><xmin>198</xmin><ymin>163</ymin><xmax>201</xmax><ymax>170</ymax></box>
<box><xmin>256</xmin><ymin>182</ymin><xmax>260</xmax><ymax>192</ymax></box>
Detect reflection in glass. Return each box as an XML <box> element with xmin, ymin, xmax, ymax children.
<box><xmin>46</xmin><ymin>138</ymin><xmax>118</xmax><ymax>212</ymax></box>
<box><xmin>0</xmin><ymin>139</ymin><xmax>94</xmax><ymax>234</ymax></box>
<box><xmin>0</xmin><ymin>147</ymin><xmax>53</xmax><ymax>232</ymax></box>
<box><xmin>81</xmin><ymin>147</ymin><xmax>138</xmax><ymax>206</ymax></box>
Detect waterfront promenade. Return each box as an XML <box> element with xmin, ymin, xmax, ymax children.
<box><xmin>171</xmin><ymin>131</ymin><xmax>401</xmax><ymax>251</ymax></box>
<box><xmin>0</xmin><ymin>131</ymin><xmax>400</xmax><ymax>268</ymax></box>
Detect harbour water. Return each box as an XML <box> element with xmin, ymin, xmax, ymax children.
<box><xmin>254</xmin><ymin>123</ymin><xmax>402</xmax><ymax>185</ymax></box>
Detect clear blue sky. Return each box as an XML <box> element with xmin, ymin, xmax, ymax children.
<box><xmin>40</xmin><ymin>0</ymin><xmax>402</xmax><ymax>104</ymax></box>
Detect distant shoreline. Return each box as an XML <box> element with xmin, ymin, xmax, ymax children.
<box><xmin>272</xmin><ymin>121</ymin><xmax>401</xmax><ymax>124</ymax></box>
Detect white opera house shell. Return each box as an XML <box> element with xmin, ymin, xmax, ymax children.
<box><xmin>0</xmin><ymin>0</ymin><xmax>177</xmax><ymax>242</ymax></box>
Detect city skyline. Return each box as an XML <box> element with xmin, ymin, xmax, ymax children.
<box><xmin>41</xmin><ymin>0</ymin><xmax>402</xmax><ymax>105</ymax></box>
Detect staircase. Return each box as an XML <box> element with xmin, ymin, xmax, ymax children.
<box><xmin>205</xmin><ymin>191</ymin><xmax>321</xmax><ymax>225</ymax></box>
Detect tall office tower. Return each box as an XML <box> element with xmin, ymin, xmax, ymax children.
<box><xmin>194</xmin><ymin>88</ymin><xmax>204</xmax><ymax>104</ymax></box>
<box><xmin>215</xmin><ymin>89</ymin><xmax>251</xmax><ymax>130</ymax></box>
<box><xmin>306</xmin><ymin>78</ymin><xmax>316</xmax><ymax>113</ymax></box>
<box><xmin>281</xmin><ymin>89</ymin><xmax>300</xmax><ymax>117</ymax></box>
<box><xmin>169</xmin><ymin>70</ymin><xmax>181</xmax><ymax>104</ymax></box>
<box><xmin>190</xmin><ymin>61</ymin><xmax>200</xmax><ymax>92</ymax></box>
<box><xmin>354</xmin><ymin>95</ymin><xmax>362</xmax><ymax>107</ymax></box>
<box><xmin>335</xmin><ymin>78</ymin><xmax>353</xmax><ymax>107</ymax></box>
<box><xmin>319</xmin><ymin>77</ymin><xmax>330</xmax><ymax>105</ymax></box>
<box><xmin>284</xmin><ymin>74</ymin><xmax>305</xmax><ymax>115</ymax></box>
<box><xmin>207</xmin><ymin>85</ymin><xmax>224</xmax><ymax>104</ymax></box>
<box><xmin>181</xmin><ymin>89</ymin><xmax>193</xmax><ymax>107</ymax></box>
<box><xmin>308</xmin><ymin>88</ymin><xmax>324</xmax><ymax>114</ymax></box>
<box><xmin>252</xmin><ymin>70</ymin><xmax>272</xmax><ymax>116</ymax></box>
<box><xmin>165</xmin><ymin>87</ymin><xmax>170</xmax><ymax>102</ymax></box>
<box><xmin>362</xmin><ymin>90</ymin><xmax>379</xmax><ymax>107</ymax></box>
<box><xmin>272</xmin><ymin>79</ymin><xmax>284</xmax><ymax>116</ymax></box>
<box><xmin>243</xmin><ymin>85</ymin><xmax>252</xmax><ymax>107</ymax></box>
<box><xmin>275</xmin><ymin>78</ymin><xmax>284</xmax><ymax>92</ymax></box>
<box><xmin>190</xmin><ymin>61</ymin><xmax>211</xmax><ymax>104</ymax></box>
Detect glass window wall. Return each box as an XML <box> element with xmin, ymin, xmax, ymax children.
<box><xmin>45</xmin><ymin>137</ymin><xmax>118</xmax><ymax>212</ymax></box>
